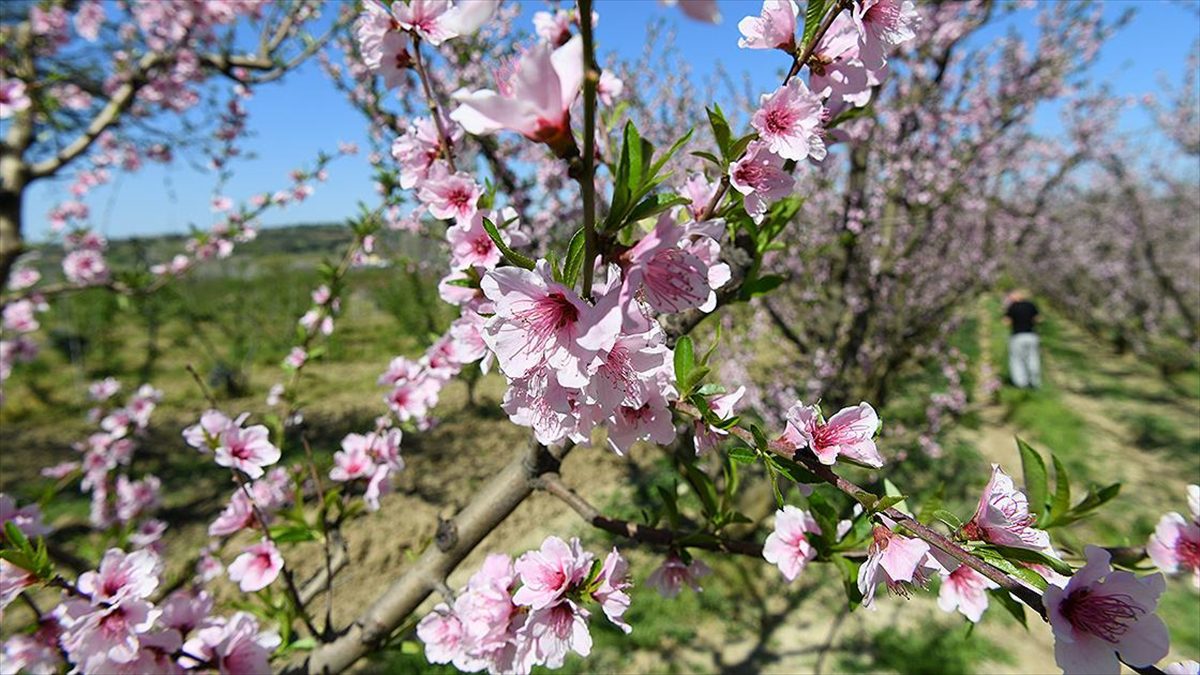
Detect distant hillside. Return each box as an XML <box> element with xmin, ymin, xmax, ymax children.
<box><xmin>20</xmin><ymin>222</ymin><xmax>444</xmax><ymax>281</ymax></box>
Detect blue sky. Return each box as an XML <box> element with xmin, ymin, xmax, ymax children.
<box><xmin>22</xmin><ymin>0</ymin><xmax>1200</xmax><ymax>241</ymax></box>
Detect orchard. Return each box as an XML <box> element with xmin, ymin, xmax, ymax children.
<box><xmin>0</xmin><ymin>1</ymin><xmax>1198</xmax><ymax>674</ymax></box>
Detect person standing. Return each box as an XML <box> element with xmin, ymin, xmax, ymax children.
<box><xmin>1004</xmin><ymin>290</ymin><xmax>1041</xmax><ymax>389</ymax></box>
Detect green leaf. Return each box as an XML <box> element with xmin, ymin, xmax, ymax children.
<box><xmin>481</xmin><ymin>218</ymin><xmax>535</xmax><ymax>270</ymax></box>
<box><xmin>3</xmin><ymin>522</ymin><xmax>30</xmax><ymax>551</ymax></box>
<box><xmin>674</xmin><ymin>336</ymin><xmax>695</xmax><ymax>390</ymax></box>
<box><xmin>1055</xmin><ymin>483</ymin><xmax>1121</xmax><ymax>526</ymax></box>
<box><xmin>987</xmin><ymin>588</ymin><xmax>1027</xmax><ymax>628</ymax></box>
<box><xmin>682</xmin><ymin>462</ymin><xmax>720</xmax><ymax>519</ymax></box>
<box><xmin>832</xmin><ymin>554</ymin><xmax>863</xmax><ymax>610</ymax></box>
<box><xmin>1015</xmin><ymin>437</ymin><xmax>1049</xmax><ymax>524</ymax></box>
<box><xmin>801</xmin><ymin>0</ymin><xmax>827</xmax><ymax>47</ymax></box>
<box><xmin>624</xmin><ymin>194</ymin><xmax>692</xmax><ymax>226</ymax></box>
<box><xmin>988</xmin><ymin>545</ymin><xmax>1073</xmax><ymax>576</ymax></box>
<box><xmin>655</xmin><ymin>485</ymin><xmax>680</xmax><ymax>528</ymax></box>
<box><xmin>648</xmin><ymin>128</ymin><xmax>694</xmax><ymax>180</ymax></box>
<box><xmin>691</xmin><ymin>150</ymin><xmax>723</xmax><ymax>166</ymax></box>
<box><xmin>696</xmin><ymin>383</ymin><xmax>727</xmax><ymax>396</ymax></box>
<box><xmin>707</xmin><ymin>105</ymin><xmax>733</xmax><ymax>160</ymax></box>
<box><xmin>931</xmin><ymin>509</ymin><xmax>964</xmax><ymax>531</ymax></box>
<box><xmin>727</xmin><ymin>133</ymin><xmax>759</xmax><ymax>161</ymax></box>
<box><xmin>269</xmin><ymin>523</ymin><xmax>318</xmax><ymax>544</ymax></box>
<box><xmin>739</xmin><ymin>274</ymin><xmax>786</xmax><ymax>299</ymax></box>
<box><xmin>727</xmin><ymin>446</ymin><xmax>758</xmax><ymax>464</ymax></box>
<box><xmin>561</xmin><ymin>228</ymin><xmax>587</xmax><ymax>288</ymax></box>
<box><xmin>1047</xmin><ymin>454</ymin><xmax>1072</xmax><ymax>526</ymax></box>
<box><xmin>882</xmin><ymin>479</ymin><xmax>910</xmax><ymax>514</ymax></box>
<box><xmin>873</xmin><ymin>495</ymin><xmax>907</xmax><ymax>513</ymax></box>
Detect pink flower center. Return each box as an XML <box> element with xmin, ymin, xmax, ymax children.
<box><xmin>472</xmin><ymin>235</ymin><xmax>494</xmax><ymax>256</ymax></box>
<box><xmin>1060</xmin><ymin>589</ymin><xmax>1144</xmax><ymax>643</ymax></box>
<box><xmin>516</xmin><ymin>292</ymin><xmax>580</xmax><ymax>349</ymax></box>
<box><xmin>1177</xmin><ymin>536</ymin><xmax>1200</xmax><ymax>570</ymax></box>
<box><xmin>447</xmin><ymin>187</ymin><xmax>473</xmax><ymax>211</ymax></box>
<box><xmin>733</xmin><ymin>161</ymin><xmax>766</xmax><ymax>188</ymax></box>
<box><xmin>811</xmin><ymin>421</ymin><xmax>851</xmax><ymax>452</ymax></box>
<box><xmin>763</xmin><ymin>106</ymin><xmax>798</xmax><ymax>136</ymax></box>
<box><xmin>644</xmin><ymin>250</ymin><xmax>704</xmax><ymax>303</ymax></box>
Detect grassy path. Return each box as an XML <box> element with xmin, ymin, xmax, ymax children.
<box><xmin>963</xmin><ymin>298</ymin><xmax>1200</xmax><ymax>668</ymax></box>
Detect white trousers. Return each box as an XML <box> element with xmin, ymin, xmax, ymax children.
<box><xmin>1009</xmin><ymin>333</ymin><xmax>1041</xmax><ymax>388</ymax></box>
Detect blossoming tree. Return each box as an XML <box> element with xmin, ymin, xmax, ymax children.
<box><xmin>1</xmin><ymin>1</ymin><xmax>1198</xmax><ymax>675</ymax></box>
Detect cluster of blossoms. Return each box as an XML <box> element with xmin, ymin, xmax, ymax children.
<box><xmin>328</xmin><ymin>423</ymin><xmax>405</xmax><ymax>512</ymax></box>
<box><xmin>41</xmin><ymin>381</ymin><xmax>167</xmax><ymax>534</ymax></box>
<box><xmin>0</xmin><ymin>272</ymin><xmax>45</xmax><ymax>403</ymax></box>
<box><xmin>417</xmin><ymin>537</ymin><xmax>630</xmax><ymax>673</ymax></box>
<box><xmin>1</xmin><ymin>547</ymin><xmax>280</xmax><ymax>674</ymax></box>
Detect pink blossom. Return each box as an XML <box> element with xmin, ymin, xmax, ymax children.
<box><xmin>592</xmin><ymin>548</ymin><xmax>632</xmax><ymax>633</ymax></box>
<box><xmin>451</xmin><ymin>36</ymin><xmax>584</xmax><ymax>156</ymax></box>
<box><xmin>852</xmin><ymin>0</ymin><xmax>919</xmax><ymax>71</ymax></box>
<box><xmin>1</xmin><ymin>622</ymin><xmax>62</xmax><ymax>674</ymax></box>
<box><xmin>646</xmin><ymin>554</ymin><xmax>711</xmax><ymax>598</ymax></box>
<box><xmin>114</xmin><ymin>474</ymin><xmax>161</xmax><ymax>523</ymax></box>
<box><xmin>729</xmin><ymin>140</ymin><xmax>795</xmax><ymax>224</ymax></box>
<box><xmin>809</xmin><ymin>14</ymin><xmax>881</xmax><ymax>110</ymax></box>
<box><xmin>0</xmin><ymin>560</ymin><xmax>35</xmax><ymax>610</ymax></box>
<box><xmin>7</xmin><ymin>266</ymin><xmax>40</xmax><ymax>290</ymax></box>
<box><xmin>857</xmin><ymin>525</ymin><xmax>932</xmax><ymax>607</ymax></box>
<box><xmin>516</xmin><ymin>601</ymin><xmax>593</xmax><ymax>670</ymax></box>
<box><xmin>1146</xmin><ymin>488</ymin><xmax>1200</xmax><ymax>588</ymax></box>
<box><xmin>181</xmin><ymin>612</ymin><xmax>281</xmax><ymax>675</ymax></box>
<box><xmin>330</xmin><ymin>436</ymin><xmax>378</xmax><ymax>482</ymax></box>
<box><xmin>183</xmin><ymin>410</ymin><xmax>245</xmax><ymax>452</ymax></box>
<box><xmin>513</xmin><ymin>536</ymin><xmax>594</xmax><ymax>610</ymax></box>
<box><xmin>283</xmin><ymin>346</ymin><xmax>307</xmax><ymax>369</ymax></box>
<box><xmin>377</xmin><ymin>31</ymin><xmax>415</xmax><ymax>88</ymax></box>
<box><xmin>392</xmin><ymin>0</ymin><xmax>454</xmax><ymax>45</ymax></box>
<box><xmin>1044</xmin><ymin>546</ymin><xmax>1169</xmax><ymax>675</ymax></box>
<box><xmin>752</xmin><ymin>79</ymin><xmax>827</xmax><ymax>162</ymax></box>
<box><xmin>962</xmin><ymin>464</ymin><xmax>1052</xmax><ymax>551</ymax></box>
<box><xmin>601</xmin><ymin>393</ymin><xmax>678</xmax><ymax>456</ymax></box>
<box><xmin>0</xmin><ymin>494</ymin><xmax>49</xmax><ymax>538</ymax></box>
<box><xmin>681</xmin><ymin>173</ymin><xmax>719</xmax><ymax>220</ymax></box>
<box><xmin>620</xmin><ymin>214</ymin><xmax>716</xmax><ymax>321</ymax></box>
<box><xmin>664</xmin><ymin>0</ymin><xmax>722</xmax><ymax>24</ymax></box>
<box><xmin>392</xmin><ymin>115</ymin><xmax>460</xmax><ymax>189</ymax></box>
<box><xmin>419</xmin><ymin>168</ymin><xmax>482</xmax><ymax>222</ymax></box>
<box><xmin>0</xmin><ymin>79</ymin><xmax>32</xmax><ymax>119</ymax></box>
<box><xmin>416</xmin><ymin>606</ymin><xmax>466</xmax><ymax>666</ymax></box>
<box><xmin>88</xmin><ymin>377</ymin><xmax>121</xmax><ymax>401</ymax></box>
<box><xmin>76</xmin><ymin>548</ymin><xmax>161</xmax><ymax>605</ymax></box>
<box><xmin>448</xmin><ymin>213</ymin><xmax>503</xmax><ymax>270</ymax></box>
<box><xmin>2</xmin><ymin>299</ymin><xmax>39</xmax><ymax>333</ymax></box>
<box><xmin>533</xmin><ymin>9</ymin><xmax>574</xmax><ymax>45</ymax></box>
<box><xmin>62</xmin><ymin>249</ymin><xmax>110</xmax><ymax>285</ymax></box>
<box><xmin>227</xmin><ymin>539</ymin><xmax>283</xmax><ymax>593</ymax></box>
<box><xmin>737</xmin><ymin>0</ymin><xmax>798</xmax><ymax>51</ymax></box>
<box><xmin>440</xmin><ymin>0</ymin><xmax>499</xmax><ymax>37</ymax></box>
<box><xmin>481</xmin><ymin>261</ymin><xmax>621</xmax><ymax>387</ymax></box>
<box><xmin>763</xmin><ymin>505</ymin><xmax>821</xmax><ymax>581</ymax></box>
<box><xmin>73</xmin><ymin>0</ymin><xmax>105</xmax><ymax>41</ymax></box>
<box><xmin>211</xmin><ymin>195</ymin><xmax>233</xmax><ymax>212</ymax></box>
<box><xmin>937</xmin><ymin>564</ymin><xmax>997</xmax><ymax>622</ymax></box>
<box><xmin>694</xmin><ymin>385</ymin><xmax>746</xmax><ymax>454</ymax></box>
<box><xmin>448</xmin><ymin>310</ymin><xmax>492</xmax><ymax>371</ymax></box>
<box><xmin>598</xmin><ymin>70</ymin><xmax>624</xmax><ymax>106</ymax></box>
<box><xmin>782</xmin><ymin>400</ymin><xmax>883</xmax><ymax>467</ymax></box>
<box><xmin>214</xmin><ymin>424</ymin><xmax>281</xmax><ymax>479</ymax></box>
<box><xmin>208</xmin><ymin>489</ymin><xmax>256</xmax><ymax>537</ymax></box>
<box><xmin>583</xmin><ymin>327</ymin><xmax>672</xmax><ymax>412</ymax></box>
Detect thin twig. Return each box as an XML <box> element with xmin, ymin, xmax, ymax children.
<box><xmin>411</xmin><ymin>38</ymin><xmax>457</xmax><ymax>173</ymax></box>
<box><xmin>534</xmin><ymin>473</ymin><xmax>762</xmax><ymax>557</ymax></box>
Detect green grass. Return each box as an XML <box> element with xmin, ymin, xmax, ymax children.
<box><xmin>837</xmin><ymin>622</ymin><xmax>1013</xmax><ymax>675</ymax></box>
